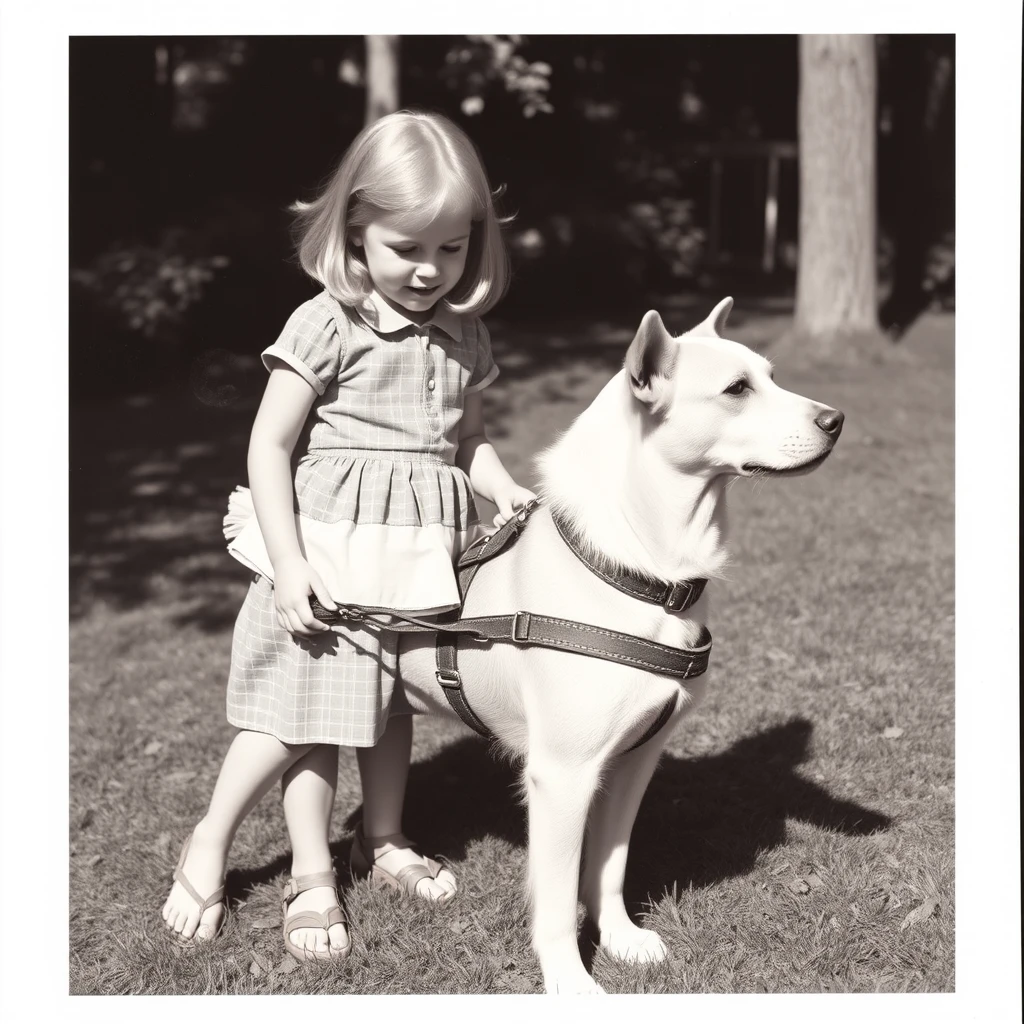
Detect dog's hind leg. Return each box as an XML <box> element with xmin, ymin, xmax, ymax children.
<box><xmin>524</xmin><ymin>753</ymin><xmax>606</xmax><ymax>994</ymax></box>
<box><xmin>579</xmin><ymin>735</ymin><xmax>670</xmax><ymax>965</ymax></box>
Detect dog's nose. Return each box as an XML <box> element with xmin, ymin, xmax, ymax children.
<box><xmin>814</xmin><ymin>408</ymin><xmax>845</xmax><ymax>436</ymax></box>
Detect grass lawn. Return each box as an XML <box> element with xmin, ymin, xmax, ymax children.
<box><xmin>69</xmin><ymin>305</ymin><xmax>954</xmax><ymax>994</ymax></box>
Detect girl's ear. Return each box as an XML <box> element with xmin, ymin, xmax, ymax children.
<box><xmin>350</xmin><ymin>229</ymin><xmax>363</xmax><ymax>248</ymax></box>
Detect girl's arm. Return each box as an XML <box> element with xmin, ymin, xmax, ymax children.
<box><xmin>456</xmin><ymin>391</ymin><xmax>537</xmax><ymax>527</ymax></box>
<box><xmin>248</xmin><ymin>366</ymin><xmax>336</xmax><ymax>635</ymax></box>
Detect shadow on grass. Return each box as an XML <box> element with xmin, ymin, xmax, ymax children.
<box><xmin>221</xmin><ymin>717</ymin><xmax>889</xmax><ymax>919</ymax></box>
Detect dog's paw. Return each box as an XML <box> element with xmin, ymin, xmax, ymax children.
<box><xmin>545</xmin><ymin>972</ymin><xmax>606</xmax><ymax>995</ymax></box>
<box><xmin>600</xmin><ymin>925</ymin><xmax>668</xmax><ymax>964</ymax></box>
<box><xmin>539</xmin><ymin>953</ymin><xmax>606</xmax><ymax>994</ymax></box>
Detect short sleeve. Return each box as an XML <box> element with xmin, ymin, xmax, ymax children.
<box><xmin>261</xmin><ymin>298</ymin><xmax>344</xmax><ymax>396</ymax></box>
<box><xmin>465</xmin><ymin>318</ymin><xmax>500</xmax><ymax>394</ymax></box>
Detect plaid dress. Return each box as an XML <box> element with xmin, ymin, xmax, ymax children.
<box><xmin>225</xmin><ymin>289</ymin><xmax>499</xmax><ymax>746</ymax></box>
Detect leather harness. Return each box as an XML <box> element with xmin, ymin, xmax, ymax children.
<box><xmin>309</xmin><ymin>500</ymin><xmax>713</xmax><ymax>753</ymax></box>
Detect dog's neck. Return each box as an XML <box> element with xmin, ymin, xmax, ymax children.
<box><xmin>538</xmin><ymin>372</ymin><xmax>730</xmax><ymax>582</ymax></box>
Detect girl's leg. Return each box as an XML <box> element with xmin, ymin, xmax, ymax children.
<box><xmin>280</xmin><ymin>744</ymin><xmax>350</xmax><ymax>957</ymax></box>
<box><xmin>355</xmin><ymin>714</ymin><xmax>456</xmax><ymax>900</ymax></box>
<box><xmin>162</xmin><ymin>730</ymin><xmax>314</xmax><ymax>941</ymax></box>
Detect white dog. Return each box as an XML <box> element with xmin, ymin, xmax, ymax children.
<box><xmin>391</xmin><ymin>298</ymin><xmax>844</xmax><ymax>993</ymax></box>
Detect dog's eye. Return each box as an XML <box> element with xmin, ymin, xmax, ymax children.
<box><xmin>723</xmin><ymin>379</ymin><xmax>749</xmax><ymax>396</ymax></box>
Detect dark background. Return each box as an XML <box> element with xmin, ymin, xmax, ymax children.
<box><xmin>69</xmin><ymin>34</ymin><xmax>954</xmax><ymax>399</ymax></box>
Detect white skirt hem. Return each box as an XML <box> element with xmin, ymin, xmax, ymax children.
<box><xmin>224</xmin><ymin>486</ymin><xmax>473</xmax><ymax>612</ymax></box>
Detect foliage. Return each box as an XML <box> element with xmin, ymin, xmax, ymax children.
<box><xmin>441</xmin><ymin>36</ymin><xmax>553</xmax><ymax>118</ymax></box>
<box><xmin>71</xmin><ymin>230</ymin><xmax>229</xmax><ymax>341</ymax></box>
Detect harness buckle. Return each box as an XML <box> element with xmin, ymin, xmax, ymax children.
<box><xmin>435</xmin><ymin>667</ymin><xmax>462</xmax><ymax>688</ymax></box>
<box><xmin>339</xmin><ymin>605</ymin><xmax>365</xmax><ymax>621</ymax></box>
<box><xmin>664</xmin><ymin>582</ymin><xmax>694</xmax><ymax>612</ymax></box>
<box><xmin>511</xmin><ymin>611</ymin><xmax>531</xmax><ymax>643</ymax></box>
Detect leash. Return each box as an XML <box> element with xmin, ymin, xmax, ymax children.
<box><xmin>309</xmin><ymin>499</ymin><xmax>713</xmax><ymax>752</ymax></box>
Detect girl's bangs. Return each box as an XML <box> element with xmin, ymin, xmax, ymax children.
<box><xmin>393</xmin><ymin>167</ymin><xmax>483</xmax><ymax>232</ymax></box>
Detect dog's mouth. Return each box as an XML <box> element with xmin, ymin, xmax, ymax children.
<box><xmin>740</xmin><ymin>450</ymin><xmax>832</xmax><ymax>477</ymax></box>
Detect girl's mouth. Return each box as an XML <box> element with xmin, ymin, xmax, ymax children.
<box><xmin>407</xmin><ymin>285</ymin><xmax>440</xmax><ymax>297</ymax></box>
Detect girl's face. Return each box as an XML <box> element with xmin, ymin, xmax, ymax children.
<box><xmin>357</xmin><ymin>207</ymin><xmax>473</xmax><ymax>321</ymax></box>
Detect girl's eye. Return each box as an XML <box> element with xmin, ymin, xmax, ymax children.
<box><xmin>390</xmin><ymin>247</ymin><xmax>416</xmax><ymax>255</ymax></box>
<box><xmin>441</xmin><ymin>245</ymin><xmax>463</xmax><ymax>254</ymax></box>
<box><xmin>723</xmin><ymin>379</ymin><xmax>749</xmax><ymax>396</ymax></box>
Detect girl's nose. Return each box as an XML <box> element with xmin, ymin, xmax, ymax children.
<box><xmin>417</xmin><ymin>262</ymin><xmax>441</xmax><ymax>280</ymax></box>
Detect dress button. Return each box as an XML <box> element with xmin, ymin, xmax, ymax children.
<box><xmin>427</xmin><ymin>379</ymin><xmax>436</xmax><ymax>391</ymax></box>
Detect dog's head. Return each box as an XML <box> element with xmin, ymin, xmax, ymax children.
<box><xmin>625</xmin><ymin>297</ymin><xmax>844</xmax><ymax>478</ymax></box>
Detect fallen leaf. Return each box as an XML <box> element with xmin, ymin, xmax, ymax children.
<box><xmin>829</xmin><ymin>916</ymin><xmax>840</xmax><ymax>930</ymax></box>
<box><xmin>788</xmin><ymin>878</ymin><xmax>810</xmax><ymax>895</ymax></box>
<box><xmin>804</xmin><ymin>872</ymin><xmax>824</xmax><ymax>890</ymax></box>
<box><xmin>250</xmin><ymin>950</ymin><xmax>272</xmax><ymax>976</ymax></box>
<box><xmin>274</xmin><ymin>956</ymin><xmax>300</xmax><ymax>975</ymax></box>
<box><xmin>771</xmin><ymin>862</ymin><xmax>791</xmax><ymax>876</ymax></box>
<box><xmin>143</xmin><ymin>740</ymin><xmax>164</xmax><ymax>756</ymax></box>
<box><xmin>248</xmin><ymin>916</ymin><xmax>279</xmax><ymax>931</ymax></box>
<box><xmin>882</xmin><ymin>726</ymin><xmax>904</xmax><ymax>740</ymax></box>
<box><xmin>900</xmin><ymin>897</ymin><xmax>939</xmax><ymax>931</ymax></box>
<box><xmin>449</xmin><ymin>919</ymin><xmax>469</xmax><ymax>934</ymax></box>
<box><xmin>88</xmin><ymin>854</ymin><xmax>104</xmax><ymax>867</ymax></box>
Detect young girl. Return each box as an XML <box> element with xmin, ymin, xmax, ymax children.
<box><xmin>161</xmin><ymin>110</ymin><xmax>535</xmax><ymax>961</ymax></box>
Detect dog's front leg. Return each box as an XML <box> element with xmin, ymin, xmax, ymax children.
<box><xmin>525</xmin><ymin>754</ymin><xmax>605</xmax><ymax>994</ymax></box>
<box><xmin>580</xmin><ymin>735</ymin><xmax>670</xmax><ymax>964</ymax></box>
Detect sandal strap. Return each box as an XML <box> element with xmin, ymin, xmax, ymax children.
<box><xmin>358</xmin><ymin>825</ymin><xmax>415</xmax><ymax>854</ymax></box>
<box><xmin>284</xmin><ymin>905</ymin><xmax>349</xmax><ymax>934</ymax></box>
<box><xmin>282</xmin><ymin>870</ymin><xmax>338</xmax><ymax>903</ymax></box>
<box><xmin>173</xmin><ymin>834</ymin><xmax>226</xmax><ymax>915</ymax></box>
<box><xmin>393</xmin><ymin>862</ymin><xmax>440</xmax><ymax>895</ymax></box>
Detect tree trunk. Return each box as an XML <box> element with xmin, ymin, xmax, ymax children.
<box><xmin>795</xmin><ymin>34</ymin><xmax>878</xmax><ymax>340</ymax></box>
<box><xmin>365</xmin><ymin>35</ymin><xmax>400</xmax><ymax>125</ymax></box>
<box><xmin>879</xmin><ymin>35</ymin><xmax>954</xmax><ymax>336</ymax></box>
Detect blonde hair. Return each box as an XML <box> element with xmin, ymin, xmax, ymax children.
<box><xmin>291</xmin><ymin>110</ymin><xmax>511</xmax><ymax>316</ymax></box>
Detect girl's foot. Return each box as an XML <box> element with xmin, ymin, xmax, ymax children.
<box><xmin>282</xmin><ymin>871</ymin><xmax>351</xmax><ymax>961</ymax></box>
<box><xmin>351</xmin><ymin>825</ymin><xmax>457</xmax><ymax>902</ymax></box>
<box><xmin>161</xmin><ymin>821</ymin><xmax>229</xmax><ymax>943</ymax></box>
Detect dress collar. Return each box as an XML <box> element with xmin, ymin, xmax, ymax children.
<box><xmin>355</xmin><ymin>289</ymin><xmax>463</xmax><ymax>342</ymax></box>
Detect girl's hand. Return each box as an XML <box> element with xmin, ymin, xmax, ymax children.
<box><xmin>273</xmin><ymin>555</ymin><xmax>337</xmax><ymax>637</ymax></box>
<box><xmin>492</xmin><ymin>484</ymin><xmax>539</xmax><ymax>528</ymax></box>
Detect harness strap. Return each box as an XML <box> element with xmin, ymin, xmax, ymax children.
<box><xmin>313</xmin><ymin>603</ymin><xmax>712</xmax><ymax>679</ymax></box>
<box><xmin>307</xmin><ymin>499</ymin><xmax>712</xmax><ymax>754</ymax></box>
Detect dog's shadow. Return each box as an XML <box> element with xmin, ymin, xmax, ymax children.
<box><xmin>224</xmin><ymin>716</ymin><xmax>890</xmax><ymax>979</ymax></box>
<box><xmin>337</xmin><ymin>716</ymin><xmax>890</xmax><ymax>900</ymax></box>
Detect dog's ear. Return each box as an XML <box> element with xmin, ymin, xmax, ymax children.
<box><xmin>626</xmin><ymin>309</ymin><xmax>676</xmax><ymax>404</ymax></box>
<box><xmin>688</xmin><ymin>296</ymin><xmax>734</xmax><ymax>338</ymax></box>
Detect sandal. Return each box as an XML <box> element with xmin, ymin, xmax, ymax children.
<box><xmin>169</xmin><ymin>833</ymin><xmax>228</xmax><ymax>945</ymax></box>
<box><xmin>350</xmin><ymin>823</ymin><xmax>455</xmax><ymax>904</ymax></box>
<box><xmin>281</xmin><ymin>870</ymin><xmax>351</xmax><ymax>962</ymax></box>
